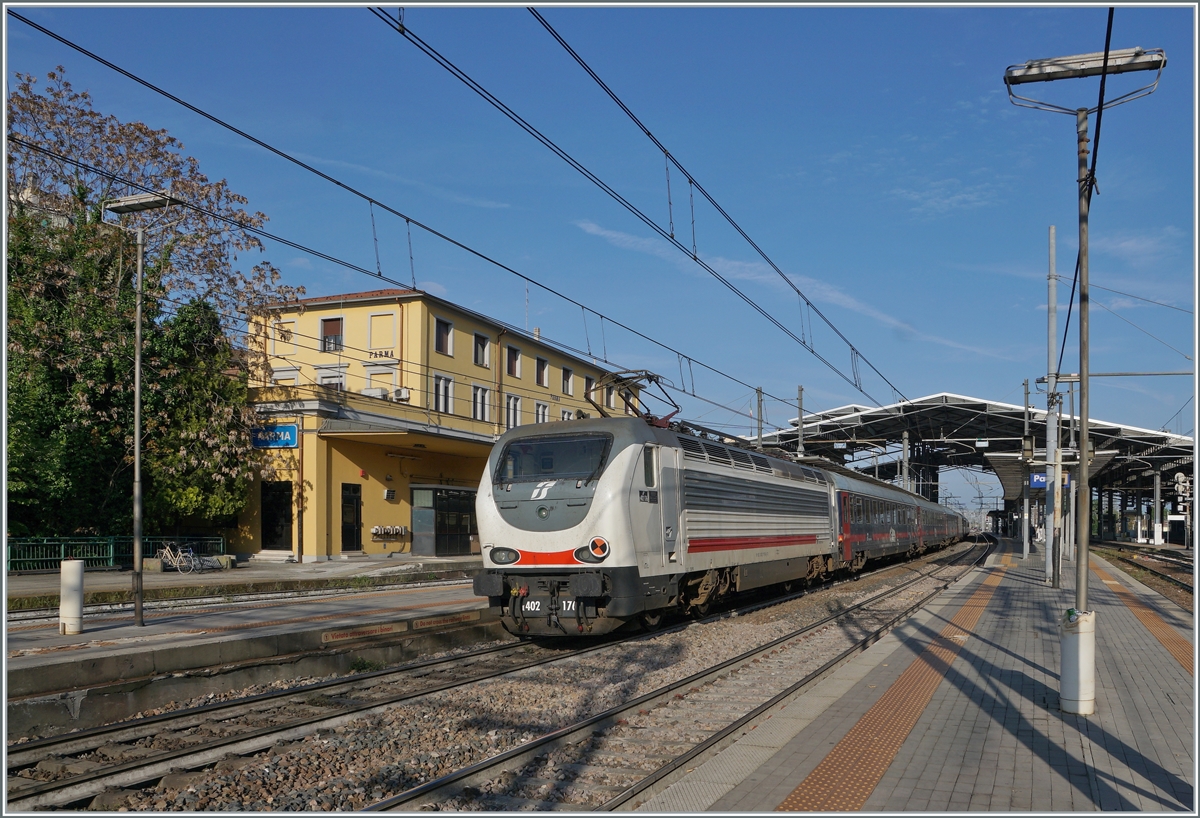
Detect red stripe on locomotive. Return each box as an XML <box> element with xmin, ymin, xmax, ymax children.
<box><xmin>688</xmin><ymin>533</ymin><xmax>819</xmax><ymax>553</ymax></box>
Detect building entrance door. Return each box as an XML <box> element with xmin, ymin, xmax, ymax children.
<box><xmin>341</xmin><ymin>483</ymin><xmax>362</xmax><ymax>552</ymax></box>
<box><xmin>261</xmin><ymin>481</ymin><xmax>293</xmax><ymax>550</ymax></box>
<box><xmin>411</xmin><ymin>487</ymin><xmax>477</xmax><ymax>557</ymax></box>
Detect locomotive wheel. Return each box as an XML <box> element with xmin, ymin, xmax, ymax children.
<box><xmin>691</xmin><ymin>600</ymin><xmax>712</xmax><ymax>618</ymax></box>
<box><xmin>639</xmin><ymin>609</ymin><xmax>665</xmax><ymax>631</ymax></box>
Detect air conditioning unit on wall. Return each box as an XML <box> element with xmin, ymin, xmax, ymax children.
<box><xmin>393</xmin><ymin>388</ymin><xmax>411</xmax><ymax>402</ymax></box>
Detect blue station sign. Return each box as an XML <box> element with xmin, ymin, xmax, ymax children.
<box><xmin>252</xmin><ymin>424</ymin><xmax>299</xmax><ymax>449</ymax></box>
<box><xmin>1030</xmin><ymin>472</ymin><xmax>1072</xmax><ymax>489</ymax></box>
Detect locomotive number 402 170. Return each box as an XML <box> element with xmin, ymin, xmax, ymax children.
<box><xmin>522</xmin><ymin>599</ymin><xmax>575</xmax><ymax>612</ymax></box>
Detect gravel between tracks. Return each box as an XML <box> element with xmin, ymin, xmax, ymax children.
<box><xmin>26</xmin><ymin>546</ymin><xmax>975</xmax><ymax>811</ymax></box>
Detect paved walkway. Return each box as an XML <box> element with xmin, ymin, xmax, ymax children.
<box><xmin>639</xmin><ymin>539</ymin><xmax>1194</xmax><ymax>812</ymax></box>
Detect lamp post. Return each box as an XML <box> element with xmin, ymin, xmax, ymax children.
<box><xmin>103</xmin><ymin>192</ymin><xmax>177</xmax><ymax>627</ymax></box>
<box><xmin>1005</xmin><ymin>40</ymin><xmax>1165</xmax><ymax>716</ymax></box>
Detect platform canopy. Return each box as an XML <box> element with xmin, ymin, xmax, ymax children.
<box><xmin>761</xmin><ymin>392</ymin><xmax>1192</xmax><ymax>502</ymax></box>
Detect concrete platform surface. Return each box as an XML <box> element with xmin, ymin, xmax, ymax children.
<box><xmin>5</xmin><ymin>553</ymin><xmax>490</xmax><ymax>703</ymax></box>
<box><xmin>638</xmin><ymin>539</ymin><xmax>1194</xmax><ymax>813</ymax></box>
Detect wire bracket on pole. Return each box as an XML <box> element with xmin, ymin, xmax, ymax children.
<box><xmin>405</xmin><ymin>217</ymin><xmax>416</xmax><ymax>289</ymax></box>
<box><xmin>369</xmin><ymin>200</ymin><xmax>383</xmax><ymax>276</ymax></box>
<box><xmin>664</xmin><ymin>152</ymin><xmax>675</xmax><ymax>240</ymax></box>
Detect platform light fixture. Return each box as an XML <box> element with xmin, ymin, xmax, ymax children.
<box><xmin>1004</xmin><ymin>35</ymin><xmax>1165</xmax><ymax>717</ymax></box>
<box><xmin>103</xmin><ymin>192</ymin><xmax>179</xmax><ymax>627</ymax></box>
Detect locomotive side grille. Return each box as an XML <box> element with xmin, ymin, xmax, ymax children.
<box><xmin>677</xmin><ymin>435</ymin><xmax>707</xmax><ymax>461</ymax></box>
<box><xmin>750</xmin><ymin>454</ymin><xmax>772</xmax><ymax>474</ymax></box>
<box><xmin>729</xmin><ymin>449</ymin><xmax>756</xmax><ymax>470</ymax></box>
<box><xmin>682</xmin><ymin>470</ymin><xmax>829</xmax><ymax>516</ymax></box>
<box><xmin>700</xmin><ymin>441</ymin><xmax>733</xmax><ymax>465</ymax></box>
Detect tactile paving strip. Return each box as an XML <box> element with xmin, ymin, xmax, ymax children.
<box><xmin>775</xmin><ymin>567</ymin><xmax>1007</xmax><ymax>812</ymax></box>
<box><xmin>1092</xmin><ymin>563</ymin><xmax>1194</xmax><ymax>675</ymax></box>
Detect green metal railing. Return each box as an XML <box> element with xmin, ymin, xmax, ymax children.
<box><xmin>6</xmin><ymin>536</ymin><xmax>225</xmax><ymax>573</ymax></box>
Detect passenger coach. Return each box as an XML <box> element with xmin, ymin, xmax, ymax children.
<box><xmin>473</xmin><ymin>417</ymin><xmax>966</xmax><ymax>636</ymax></box>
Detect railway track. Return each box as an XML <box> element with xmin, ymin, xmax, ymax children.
<box><xmin>6</xmin><ymin>539</ymin><xmax>985</xmax><ymax>812</ymax></box>
<box><xmin>5</xmin><ymin>638</ymin><xmax>615</xmax><ymax>811</ymax></box>
<box><xmin>1115</xmin><ymin>557</ymin><xmax>1194</xmax><ymax>594</ymax></box>
<box><xmin>365</xmin><ymin>540</ymin><xmax>991</xmax><ymax>811</ymax></box>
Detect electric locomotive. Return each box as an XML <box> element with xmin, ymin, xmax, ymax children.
<box><xmin>472</xmin><ymin>415</ymin><xmax>967</xmax><ymax>636</ymax></box>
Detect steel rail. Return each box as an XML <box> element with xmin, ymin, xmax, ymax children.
<box><xmin>5</xmin><ymin>639</ymin><xmax>624</xmax><ymax>811</ymax></box>
<box><xmin>366</xmin><ymin>540</ymin><xmax>989</xmax><ymax>811</ymax></box>
<box><xmin>1116</xmin><ymin>557</ymin><xmax>1194</xmax><ymax>594</ymax></box>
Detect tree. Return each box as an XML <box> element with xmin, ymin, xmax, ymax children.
<box><xmin>6</xmin><ymin>67</ymin><xmax>304</xmax><ymax>537</ymax></box>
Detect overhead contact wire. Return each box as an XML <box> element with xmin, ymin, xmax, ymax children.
<box><xmin>526</xmin><ymin>7</ymin><xmax>907</xmax><ymax>403</ymax></box>
<box><xmin>373</xmin><ymin>8</ymin><xmax>883</xmax><ymax>405</ymax></box>
<box><xmin>6</xmin><ymin>11</ymin><xmax>793</xmax><ymax>409</ymax></box>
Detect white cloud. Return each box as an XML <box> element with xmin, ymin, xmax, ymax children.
<box><xmin>292</xmin><ymin>152</ymin><xmax>510</xmax><ymax>210</ymax></box>
<box><xmin>418</xmin><ymin>280</ymin><xmax>447</xmax><ymax>297</ymax></box>
<box><xmin>575</xmin><ymin>220</ymin><xmax>1014</xmax><ymax>360</ymax></box>
<box><xmin>1090</xmin><ymin>226</ymin><xmax>1186</xmax><ymax>268</ymax></box>
<box><xmin>889</xmin><ymin>177</ymin><xmax>998</xmax><ymax>215</ymax></box>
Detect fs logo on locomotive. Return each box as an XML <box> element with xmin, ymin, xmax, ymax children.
<box><xmin>530</xmin><ymin>480</ymin><xmax>557</xmax><ymax>500</ymax></box>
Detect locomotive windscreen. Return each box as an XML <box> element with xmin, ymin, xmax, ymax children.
<box><xmin>494</xmin><ymin>433</ymin><xmax>614</xmax><ymax>484</ymax></box>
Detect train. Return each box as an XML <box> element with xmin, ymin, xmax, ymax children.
<box><xmin>472</xmin><ymin>415</ymin><xmax>969</xmax><ymax>636</ymax></box>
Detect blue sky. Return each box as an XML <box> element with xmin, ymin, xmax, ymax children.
<box><xmin>7</xmin><ymin>5</ymin><xmax>1195</xmax><ymax>514</ymax></box>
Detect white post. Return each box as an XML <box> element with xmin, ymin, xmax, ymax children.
<box><xmin>59</xmin><ymin>558</ymin><xmax>85</xmax><ymax>635</ymax></box>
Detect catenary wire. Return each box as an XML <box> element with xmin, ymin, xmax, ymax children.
<box><xmin>8</xmin><ymin>133</ymin><xmax>791</xmax><ymax>415</ymax></box>
<box><xmin>1090</xmin><ymin>298</ymin><xmax>1193</xmax><ymax>361</ymax></box>
<box><xmin>1056</xmin><ymin>276</ymin><xmax>1192</xmax><ymax>315</ymax></box>
<box><xmin>4</xmin><ymin>11</ymin><xmax>793</xmax><ymax>411</ymax></box>
<box><xmin>369</xmin><ymin>8</ymin><xmax>887</xmax><ymax>406</ymax></box>
<box><xmin>7</xmin><ymin>14</ymin><xmax>806</xmax><ymax>414</ymax></box>
<box><xmin>1056</xmin><ymin>8</ymin><xmax>1115</xmax><ymax>379</ymax></box>
<box><xmin>526</xmin><ymin>6</ymin><xmax>909</xmax><ymax>404</ymax></box>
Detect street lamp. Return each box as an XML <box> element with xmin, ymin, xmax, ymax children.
<box><xmin>1004</xmin><ymin>41</ymin><xmax>1165</xmax><ymax>716</ymax></box>
<box><xmin>103</xmin><ymin>192</ymin><xmax>178</xmax><ymax>627</ymax></box>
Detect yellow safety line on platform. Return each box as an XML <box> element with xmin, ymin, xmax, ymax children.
<box><xmin>776</xmin><ymin>567</ymin><xmax>1007</xmax><ymax>812</ymax></box>
<box><xmin>1091</xmin><ymin>564</ymin><xmax>1193</xmax><ymax>675</ymax></box>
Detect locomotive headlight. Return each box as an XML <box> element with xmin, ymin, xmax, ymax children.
<box><xmin>574</xmin><ymin>537</ymin><xmax>609</xmax><ymax>564</ymax></box>
<box><xmin>536</xmin><ymin>505</ymin><xmax>550</xmax><ymax>520</ymax></box>
<box><xmin>491</xmin><ymin>548</ymin><xmax>519</xmax><ymax>565</ymax></box>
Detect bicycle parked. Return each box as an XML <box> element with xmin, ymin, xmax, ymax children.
<box><xmin>156</xmin><ymin>542</ymin><xmax>198</xmax><ymax>574</ymax></box>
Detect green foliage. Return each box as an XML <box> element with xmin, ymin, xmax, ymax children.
<box><xmin>6</xmin><ymin>67</ymin><xmax>304</xmax><ymax>537</ymax></box>
<box><xmin>348</xmin><ymin>657</ymin><xmax>385</xmax><ymax>674</ymax></box>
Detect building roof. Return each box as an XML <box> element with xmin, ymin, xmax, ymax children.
<box><xmin>763</xmin><ymin>392</ymin><xmax>1193</xmax><ymax>501</ymax></box>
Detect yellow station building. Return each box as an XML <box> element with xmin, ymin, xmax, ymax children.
<box><xmin>236</xmin><ymin>289</ymin><xmax>636</xmax><ymax>561</ymax></box>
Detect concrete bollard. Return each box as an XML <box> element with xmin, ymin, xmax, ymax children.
<box><xmin>1060</xmin><ymin>608</ymin><xmax>1095</xmax><ymax>714</ymax></box>
<box><xmin>59</xmin><ymin>558</ymin><xmax>85</xmax><ymax>635</ymax></box>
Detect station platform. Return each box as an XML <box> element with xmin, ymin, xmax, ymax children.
<box><xmin>639</xmin><ymin>539</ymin><xmax>1194</xmax><ymax>813</ymax></box>
<box><xmin>5</xmin><ymin>554</ymin><xmax>493</xmax><ymax>737</ymax></box>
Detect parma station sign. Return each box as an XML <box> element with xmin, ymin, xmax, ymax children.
<box><xmin>251</xmin><ymin>424</ymin><xmax>299</xmax><ymax>449</ymax></box>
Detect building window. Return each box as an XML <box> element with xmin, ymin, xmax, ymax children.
<box><xmin>433</xmin><ymin>375</ymin><xmax>453</xmax><ymax>414</ymax></box>
<box><xmin>506</xmin><ymin>346</ymin><xmax>521</xmax><ymax>378</ymax></box>
<box><xmin>605</xmin><ymin>385</ymin><xmax>615</xmax><ymax>409</ymax></box>
<box><xmin>506</xmin><ymin>394</ymin><xmax>521</xmax><ymax>430</ymax></box>
<box><xmin>272</xmin><ymin>320</ymin><xmax>296</xmax><ymax>356</ymax></box>
<box><xmin>320</xmin><ymin>318</ymin><xmax>343</xmax><ymax>353</ymax></box>
<box><xmin>319</xmin><ymin>374</ymin><xmax>344</xmax><ymax>391</ymax></box>
<box><xmin>369</xmin><ymin>312</ymin><xmax>396</xmax><ymax>350</ymax></box>
<box><xmin>472</xmin><ymin>385</ymin><xmax>490</xmax><ymax>421</ymax></box>
<box><xmin>535</xmin><ymin>402</ymin><xmax>549</xmax><ymax>424</ymax></box>
<box><xmin>435</xmin><ymin>318</ymin><xmax>453</xmax><ymax>356</ymax></box>
<box><xmin>622</xmin><ymin>389</ymin><xmax>636</xmax><ymax>415</ymax></box>
<box><xmin>561</xmin><ymin>367</ymin><xmax>573</xmax><ymax>395</ymax></box>
<box><xmin>561</xmin><ymin>409</ymin><xmax>574</xmax><ymax>422</ymax></box>
<box><xmin>474</xmin><ymin>333</ymin><xmax>489</xmax><ymax>367</ymax></box>
<box><xmin>536</xmin><ymin>357</ymin><xmax>549</xmax><ymax>387</ymax></box>
<box><xmin>585</xmin><ymin>375</ymin><xmax>596</xmax><ymax>401</ymax></box>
